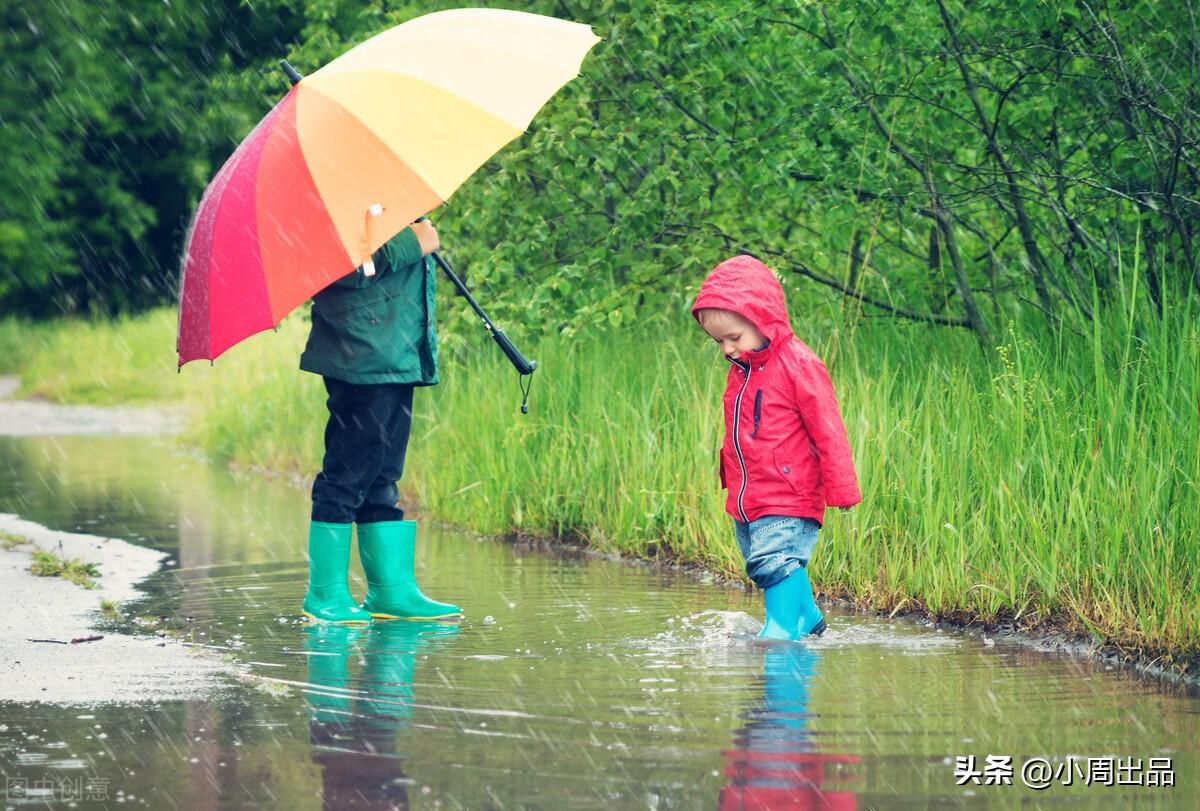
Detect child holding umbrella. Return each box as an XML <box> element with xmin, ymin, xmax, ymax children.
<box><xmin>299</xmin><ymin>219</ymin><xmax>461</xmax><ymax>624</ymax></box>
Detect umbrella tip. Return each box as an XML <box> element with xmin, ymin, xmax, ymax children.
<box><xmin>280</xmin><ymin>60</ymin><xmax>303</xmax><ymax>86</ymax></box>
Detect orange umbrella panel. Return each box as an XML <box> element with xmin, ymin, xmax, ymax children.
<box><xmin>177</xmin><ymin>8</ymin><xmax>599</xmax><ymax>366</ymax></box>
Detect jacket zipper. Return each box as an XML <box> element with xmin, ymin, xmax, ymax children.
<box><xmin>752</xmin><ymin>390</ymin><xmax>762</xmax><ymax>437</ymax></box>
<box><xmin>731</xmin><ymin>360</ymin><xmax>752</xmax><ymax>522</ymax></box>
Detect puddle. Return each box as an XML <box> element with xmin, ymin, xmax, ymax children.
<box><xmin>0</xmin><ymin>432</ymin><xmax>1194</xmax><ymax>808</ymax></box>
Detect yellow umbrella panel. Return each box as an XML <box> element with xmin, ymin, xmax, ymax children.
<box><xmin>178</xmin><ymin>8</ymin><xmax>599</xmax><ymax>365</ymax></box>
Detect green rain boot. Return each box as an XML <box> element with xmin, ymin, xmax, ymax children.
<box><xmin>302</xmin><ymin>521</ymin><xmax>372</xmax><ymax>624</ymax></box>
<box><xmin>358</xmin><ymin>520</ymin><xmax>462</xmax><ymax>620</ymax></box>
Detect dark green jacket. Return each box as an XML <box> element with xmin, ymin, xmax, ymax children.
<box><xmin>299</xmin><ymin>227</ymin><xmax>438</xmax><ymax>385</ymax></box>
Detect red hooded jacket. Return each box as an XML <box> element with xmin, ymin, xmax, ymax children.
<box><xmin>692</xmin><ymin>256</ymin><xmax>862</xmax><ymax>525</ymax></box>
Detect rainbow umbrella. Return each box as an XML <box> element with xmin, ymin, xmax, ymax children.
<box><xmin>177</xmin><ymin>8</ymin><xmax>599</xmax><ymax>367</ymax></box>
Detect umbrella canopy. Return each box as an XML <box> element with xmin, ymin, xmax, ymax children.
<box><xmin>177</xmin><ymin>8</ymin><xmax>599</xmax><ymax>366</ymax></box>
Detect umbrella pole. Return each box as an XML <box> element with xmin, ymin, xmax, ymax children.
<box><xmin>431</xmin><ymin>251</ymin><xmax>538</xmax><ymax>377</ymax></box>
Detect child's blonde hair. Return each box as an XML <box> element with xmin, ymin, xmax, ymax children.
<box><xmin>695</xmin><ymin>307</ymin><xmax>731</xmax><ymax>329</ymax></box>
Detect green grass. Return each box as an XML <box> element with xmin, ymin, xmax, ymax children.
<box><xmin>2</xmin><ymin>276</ymin><xmax>1197</xmax><ymax>664</ymax></box>
<box><xmin>421</xmin><ymin>318</ymin><xmax>1198</xmax><ymax>662</ymax></box>
<box><xmin>1</xmin><ymin>530</ymin><xmax>29</xmax><ymax>550</ymax></box>
<box><xmin>178</xmin><ymin>313</ymin><xmax>326</xmax><ymax>474</ymax></box>
<box><xmin>2</xmin><ymin>309</ymin><xmax>184</xmax><ymax>404</ymax></box>
<box><xmin>173</xmin><ymin>288</ymin><xmax>1199</xmax><ymax>661</ymax></box>
<box><xmin>29</xmin><ymin>547</ymin><xmax>102</xmax><ymax>589</ymax></box>
<box><xmin>0</xmin><ymin>319</ymin><xmax>47</xmax><ymax>374</ymax></box>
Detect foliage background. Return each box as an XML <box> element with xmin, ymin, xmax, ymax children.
<box><xmin>1</xmin><ymin>0</ymin><xmax>1196</xmax><ymax>333</ymax></box>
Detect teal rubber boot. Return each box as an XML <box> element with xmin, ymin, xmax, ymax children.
<box><xmin>758</xmin><ymin>569</ymin><xmax>806</xmax><ymax>640</ymax></box>
<box><xmin>793</xmin><ymin>565</ymin><xmax>827</xmax><ymax>637</ymax></box>
<box><xmin>302</xmin><ymin>521</ymin><xmax>372</xmax><ymax>624</ymax></box>
<box><xmin>358</xmin><ymin>520</ymin><xmax>463</xmax><ymax>620</ymax></box>
<box><xmin>757</xmin><ymin>565</ymin><xmax>826</xmax><ymax>640</ymax></box>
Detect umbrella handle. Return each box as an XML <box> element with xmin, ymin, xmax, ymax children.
<box><xmin>431</xmin><ymin>251</ymin><xmax>538</xmax><ymax>377</ymax></box>
<box><xmin>280</xmin><ymin>60</ymin><xmax>303</xmax><ymax>86</ymax></box>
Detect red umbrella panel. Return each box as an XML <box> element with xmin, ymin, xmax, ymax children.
<box><xmin>177</xmin><ymin>8</ymin><xmax>600</xmax><ymax>366</ymax></box>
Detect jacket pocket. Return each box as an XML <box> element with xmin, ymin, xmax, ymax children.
<box><xmin>751</xmin><ymin>389</ymin><xmax>763</xmax><ymax>437</ymax></box>
<box><xmin>318</xmin><ymin>280</ymin><xmax>401</xmax><ymax>316</ymax></box>
<box><xmin>772</xmin><ymin>446</ymin><xmax>801</xmax><ymax>494</ymax></box>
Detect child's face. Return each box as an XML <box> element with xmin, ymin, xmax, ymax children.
<box><xmin>699</xmin><ymin>310</ymin><xmax>766</xmax><ymax>361</ymax></box>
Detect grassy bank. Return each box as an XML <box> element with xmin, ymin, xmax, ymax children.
<box><xmin>3</xmin><ymin>289</ymin><xmax>1198</xmax><ymax>666</ymax></box>
<box><xmin>0</xmin><ymin>309</ymin><xmax>183</xmax><ymax>403</ymax></box>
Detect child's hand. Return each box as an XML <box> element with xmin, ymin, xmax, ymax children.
<box><xmin>412</xmin><ymin>219</ymin><xmax>440</xmax><ymax>256</ymax></box>
<box><xmin>838</xmin><ymin>506</ymin><xmax>854</xmax><ymax>513</ymax></box>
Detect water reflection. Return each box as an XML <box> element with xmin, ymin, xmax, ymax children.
<box><xmin>305</xmin><ymin>621</ymin><xmax>459</xmax><ymax>810</ymax></box>
<box><xmin>722</xmin><ymin>644</ymin><xmax>860</xmax><ymax>809</ymax></box>
<box><xmin>2</xmin><ymin>433</ymin><xmax>1198</xmax><ymax>808</ymax></box>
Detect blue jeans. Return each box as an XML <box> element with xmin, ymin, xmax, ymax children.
<box><xmin>734</xmin><ymin>515</ymin><xmax>821</xmax><ymax>590</ymax></box>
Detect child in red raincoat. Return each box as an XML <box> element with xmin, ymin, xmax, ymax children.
<box><xmin>693</xmin><ymin>255</ymin><xmax>862</xmax><ymax>639</ymax></box>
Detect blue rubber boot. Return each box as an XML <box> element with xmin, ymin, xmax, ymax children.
<box><xmin>793</xmin><ymin>564</ymin><xmax>827</xmax><ymax>637</ymax></box>
<box><xmin>758</xmin><ymin>569</ymin><xmax>806</xmax><ymax>640</ymax></box>
<box><xmin>757</xmin><ymin>566</ymin><xmax>826</xmax><ymax>640</ymax></box>
<box><xmin>302</xmin><ymin>521</ymin><xmax>372</xmax><ymax>624</ymax></box>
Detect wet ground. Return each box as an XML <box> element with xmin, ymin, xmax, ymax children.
<box><xmin>0</xmin><ymin>424</ymin><xmax>1196</xmax><ymax>807</ymax></box>
<box><xmin>0</xmin><ymin>376</ymin><xmax>184</xmax><ymax>436</ymax></box>
<box><xmin>0</xmin><ymin>513</ymin><xmax>229</xmax><ymax>704</ymax></box>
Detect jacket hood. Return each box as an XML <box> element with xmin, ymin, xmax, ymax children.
<box><xmin>691</xmin><ymin>255</ymin><xmax>794</xmax><ymax>356</ymax></box>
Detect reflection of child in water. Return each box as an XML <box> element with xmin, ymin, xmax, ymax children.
<box><xmin>720</xmin><ymin>645</ymin><xmax>861</xmax><ymax>808</ymax></box>
<box><xmin>305</xmin><ymin>621</ymin><xmax>457</xmax><ymax>808</ymax></box>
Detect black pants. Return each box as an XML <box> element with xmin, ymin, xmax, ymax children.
<box><xmin>311</xmin><ymin>377</ymin><xmax>415</xmax><ymax>524</ymax></box>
